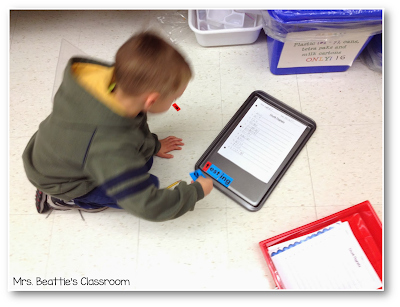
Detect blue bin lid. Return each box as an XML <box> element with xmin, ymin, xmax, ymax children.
<box><xmin>268</xmin><ymin>10</ymin><xmax>382</xmax><ymax>24</ymax></box>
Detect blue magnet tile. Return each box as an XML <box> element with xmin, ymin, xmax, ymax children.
<box><xmin>196</xmin><ymin>169</ymin><xmax>206</xmax><ymax>179</ymax></box>
<box><xmin>217</xmin><ymin>172</ymin><xmax>234</xmax><ymax>187</ymax></box>
<box><xmin>189</xmin><ymin>171</ymin><xmax>198</xmax><ymax>181</ymax></box>
<box><xmin>190</xmin><ymin>169</ymin><xmax>206</xmax><ymax>181</ymax></box>
<box><xmin>206</xmin><ymin>164</ymin><xmax>223</xmax><ymax>180</ymax></box>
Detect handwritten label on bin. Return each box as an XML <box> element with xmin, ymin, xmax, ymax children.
<box><xmin>278</xmin><ymin>30</ymin><xmax>371</xmax><ymax>68</ymax></box>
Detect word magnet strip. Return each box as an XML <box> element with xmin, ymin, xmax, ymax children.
<box><xmin>204</xmin><ymin>162</ymin><xmax>234</xmax><ymax>188</ymax></box>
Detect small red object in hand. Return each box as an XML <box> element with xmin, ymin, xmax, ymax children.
<box><xmin>172</xmin><ymin>103</ymin><xmax>180</xmax><ymax>111</ymax></box>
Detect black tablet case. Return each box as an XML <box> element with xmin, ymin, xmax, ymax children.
<box><xmin>195</xmin><ymin>90</ymin><xmax>317</xmax><ymax>212</ymax></box>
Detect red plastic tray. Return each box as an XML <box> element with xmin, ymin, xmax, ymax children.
<box><xmin>259</xmin><ymin>200</ymin><xmax>382</xmax><ymax>289</ymax></box>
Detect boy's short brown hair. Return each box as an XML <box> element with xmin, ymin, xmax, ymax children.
<box><xmin>113</xmin><ymin>31</ymin><xmax>192</xmax><ymax>97</ymax></box>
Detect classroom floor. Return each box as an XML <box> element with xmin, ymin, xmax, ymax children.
<box><xmin>9</xmin><ymin>10</ymin><xmax>383</xmax><ymax>290</ymax></box>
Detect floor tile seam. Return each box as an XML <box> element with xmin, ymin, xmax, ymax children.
<box><xmin>295</xmin><ymin>75</ymin><xmax>317</xmax><ymax>218</ymax></box>
<box><xmin>8</xmin><ymin>205</ymin><xmax>321</xmax><ymax>215</ymax></box>
<box><xmin>304</xmin><ymin>145</ymin><xmax>318</xmax><ymax>220</ymax></box>
<box><xmin>9</xmin><ymin>68</ymin><xmax>58</xmax><ymax>76</ymax></box>
<box><xmin>43</xmin><ymin>212</ymin><xmax>56</xmax><ymax>280</ymax></box>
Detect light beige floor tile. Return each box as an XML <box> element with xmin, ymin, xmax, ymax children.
<box><xmin>177</xmin><ymin>42</ymin><xmax>221</xmax><ymax>68</ymax></box>
<box><xmin>135</xmin><ymin>208</ymin><xmax>228</xmax><ymax>290</ymax></box>
<box><xmin>77</xmin><ymin>34</ymin><xmax>131</xmax><ymax>64</ymax></box>
<box><xmin>9</xmin><ymin>137</ymin><xmax>38</xmax><ymax>214</ymax></box>
<box><xmin>226</xmin><ymin>206</ymin><xmax>317</xmax><ymax>290</ymax></box>
<box><xmin>147</xmin><ymin>64</ymin><xmax>223</xmax><ymax>133</ymax></box>
<box><xmin>297</xmin><ymin>61</ymin><xmax>382</xmax><ymax>126</ymax></box>
<box><xmin>9</xmin><ymin>214</ymin><xmax>54</xmax><ymax>290</ymax></box>
<box><xmin>10</xmin><ymin>38</ymin><xmax>63</xmax><ymax>74</ymax></box>
<box><xmin>374</xmin><ymin>70</ymin><xmax>383</xmax><ymax>98</ymax></box>
<box><xmin>12</xmin><ymin>10</ymin><xmax>82</xmax><ymax>36</ymax></box>
<box><xmin>44</xmin><ymin>211</ymin><xmax>139</xmax><ymax>290</ymax></box>
<box><xmin>219</xmin><ymin>30</ymin><xmax>269</xmax><ymax>66</ymax></box>
<box><xmin>146</xmin><ymin>10</ymin><xmax>196</xmax><ymax>46</ymax></box>
<box><xmin>10</xmin><ymin>10</ymin><xmax>81</xmax><ymax>73</ymax></box>
<box><xmin>9</xmin><ymin>71</ymin><xmax>54</xmax><ymax>138</ymax></box>
<box><xmin>149</xmin><ymin>130</ymin><xmax>226</xmax><ymax>209</ymax></box>
<box><xmin>76</xmin><ymin>10</ymin><xmax>156</xmax><ymax>62</ymax></box>
<box><xmin>308</xmin><ymin>124</ymin><xmax>382</xmax><ymax>207</ymax></box>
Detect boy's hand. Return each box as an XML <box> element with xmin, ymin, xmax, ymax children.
<box><xmin>156</xmin><ymin>136</ymin><xmax>184</xmax><ymax>159</ymax></box>
<box><xmin>193</xmin><ymin>176</ymin><xmax>214</xmax><ymax>196</ymax></box>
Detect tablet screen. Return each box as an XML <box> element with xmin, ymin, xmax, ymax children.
<box><xmin>217</xmin><ymin>98</ymin><xmax>307</xmax><ymax>184</ymax></box>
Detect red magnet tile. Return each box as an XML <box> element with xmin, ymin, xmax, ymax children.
<box><xmin>172</xmin><ymin>103</ymin><xmax>180</xmax><ymax>111</ymax></box>
<box><xmin>203</xmin><ymin>161</ymin><xmax>212</xmax><ymax>172</ymax></box>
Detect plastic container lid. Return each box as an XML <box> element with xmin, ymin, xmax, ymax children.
<box><xmin>267</xmin><ymin>10</ymin><xmax>383</xmax><ymax>24</ymax></box>
<box><xmin>262</xmin><ymin>9</ymin><xmax>383</xmax><ymax>42</ymax></box>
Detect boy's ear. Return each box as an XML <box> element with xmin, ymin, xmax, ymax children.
<box><xmin>143</xmin><ymin>92</ymin><xmax>160</xmax><ymax>111</ymax></box>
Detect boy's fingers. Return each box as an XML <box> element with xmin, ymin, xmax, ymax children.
<box><xmin>156</xmin><ymin>150</ymin><xmax>174</xmax><ymax>158</ymax></box>
<box><xmin>166</xmin><ymin>140</ymin><xmax>183</xmax><ymax>146</ymax></box>
<box><xmin>165</xmin><ymin>147</ymin><xmax>181</xmax><ymax>153</ymax></box>
<box><xmin>167</xmin><ymin>136</ymin><xmax>183</xmax><ymax>142</ymax></box>
<box><xmin>168</xmin><ymin>139</ymin><xmax>183</xmax><ymax>145</ymax></box>
<box><xmin>167</xmin><ymin>142</ymin><xmax>185</xmax><ymax>148</ymax></box>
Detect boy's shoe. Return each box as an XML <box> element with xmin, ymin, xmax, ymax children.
<box><xmin>47</xmin><ymin>197</ymin><xmax>81</xmax><ymax>211</ymax></box>
<box><xmin>35</xmin><ymin>189</ymin><xmax>108</xmax><ymax>214</ymax></box>
<box><xmin>48</xmin><ymin>197</ymin><xmax>109</xmax><ymax>213</ymax></box>
<box><xmin>35</xmin><ymin>189</ymin><xmax>50</xmax><ymax>214</ymax></box>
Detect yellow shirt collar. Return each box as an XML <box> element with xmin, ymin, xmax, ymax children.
<box><xmin>71</xmin><ymin>62</ymin><xmax>127</xmax><ymax>117</ymax></box>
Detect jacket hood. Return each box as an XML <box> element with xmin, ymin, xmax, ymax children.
<box><xmin>51</xmin><ymin>57</ymin><xmax>145</xmax><ymax>128</ymax></box>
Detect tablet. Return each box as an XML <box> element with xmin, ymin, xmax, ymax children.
<box><xmin>195</xmin><ymin>91</ymin><xmax>317</xmax><ymax>211</ymax></box>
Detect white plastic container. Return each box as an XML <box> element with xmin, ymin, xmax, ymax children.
<box><xmin>188</xmin><ymin>9</ymin><xmax>264</xmax><ymax>47</ymax></box>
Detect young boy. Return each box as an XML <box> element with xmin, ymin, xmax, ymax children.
<box><xmin>22</xmin><ymin>31</ymin><xmax>213</xmax><ymax>222</ymax></box>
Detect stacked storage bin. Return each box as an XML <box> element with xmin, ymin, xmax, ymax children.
<box><xmin>360</xmin><ymin>34</ymin><xmax>382</xmax><ymax>72</ymax></box>
<box><xmin>261</xmin><ymin>10</ymin><xmax>383</xmax><ymax>75</ymax></box>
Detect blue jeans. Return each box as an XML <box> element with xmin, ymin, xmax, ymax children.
<box><xmin>73</xmin><ymin>186</ymin><xmax>122</xmax><ymax>210</ymax></box>
<box><xmin>73</xmin><ymin>157</ymin><xmax>154</xmax><ymax>210</ymax></box>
